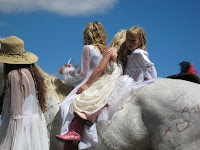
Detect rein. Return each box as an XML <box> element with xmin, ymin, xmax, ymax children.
<box><xmin>50</xmin><ymin>58</ymin><xmax>73</xmax><ymax>77</ymax></box>
<box><xmin>97</xmin><ymin>121</ymin><xmax>120</xmax><ymax>150</ymax></box>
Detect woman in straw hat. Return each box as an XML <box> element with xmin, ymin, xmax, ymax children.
<box><xmin>56</xmin><ymin>21</ymin><xmax>107</xmax><ymax>150</ymax></box>
<box><xmin>0</xmin><ymin>36</ymin><xmax>49</xmax><ymax>150</ymax></box>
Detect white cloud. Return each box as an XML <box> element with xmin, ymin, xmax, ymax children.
<box><xmin>0</xmin><ymin>0</ymin><xmax>118</xmax><ymax>16</ymax></box>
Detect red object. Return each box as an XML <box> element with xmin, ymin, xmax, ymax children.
<box><xmin>64</xmin><ymin>142</ymin><xmax>78</xmax><ymax>150</ymax></box>
<box><xmin>55</xmin><ymin>118</ymin><xmax>84</xmax><ymax>145</ymax></box>
<box><xmin>74</xmin><ymin>111</ymin><xmax>93</xmax><ymax>126</ymax></box>
<box><xmin>188</xmin><ymin>63</ymin><xmax>199</xmax><ymax>76</ymax></box>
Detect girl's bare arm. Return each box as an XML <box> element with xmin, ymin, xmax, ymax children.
<box><xmin>77</xmin><ymin>48</ymin><xmax>114</xmax><ymax>94</ymax></box>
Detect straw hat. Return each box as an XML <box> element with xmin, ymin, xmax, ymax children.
<box><xmin>0</xmin><ymin>36</ymin><xmax>38</xmax><ymax>64</ymax></box>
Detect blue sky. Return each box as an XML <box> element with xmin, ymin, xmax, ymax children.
<box><xmin>0</xmin><ymin>0</ymin><xmax>200</xmax><ymax>78</ymax></box>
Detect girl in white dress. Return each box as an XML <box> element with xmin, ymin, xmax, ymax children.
<box><xmin>0</xmin><ymin>36</ymin><xmax>49</xmax><ymax>150</ymax></box>
<box><xmin>55</xmin><ymin>29</ymin><xmax>126</xmax><ymax>150</ymax></box>
<box><xmin>72</xmin><ymin>30</ymin><xmax>127</xmax><ymax>121</ymax></box>
<box><xmin>72</xmin><ymin>26</ymin><xmax>157</xmax><ymax>149</ymax></box>
<box><xmin>55</xmin><ymin>21</ymin><xmax>107</xmax><ymax>150</ymax></box>
<box><xmin>76</xmin><ymin>26</ymin><xmax>157</xmax><ymax>121</ymax></box>
<box><xmin>106</xmin><ymin>26</ymin><xmax>157</xmax><ymax>116</ymax></box>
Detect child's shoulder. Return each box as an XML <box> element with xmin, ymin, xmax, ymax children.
<box><xmin>83</xmin><ymin>45</ymin><xmax>97</xmax><ymax>52</ymax></box>
<box><xmin>83</xmin><ymin>45</ymin><xmax>96</xmax><ymax>49</ymax></box>
<box><xmin>104</xmin><ymin>47</ymin><xmax>117</xmax><ymax>53</ymax></box>
<box><xmin>133</xmin><ymin>48</ymin><xmax>148</xmax><ymax>55</ymax></box>
<box><xmin>8</xmin><ymin>69</ymin><xmax>18</xmax><ymax>76</ymax></box>
<box><xmin>83</xmin><ymin>45</ymin><xmax>91</xmax><ymax>49</ymax></box>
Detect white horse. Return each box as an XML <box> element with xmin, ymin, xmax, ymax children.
<box><xmin>87</xmin><ymin>78</ymin><xmax>200</xmax><ymax>150</ymax></box>
<box><xmin>1</xmin><ymin>63</ymin><xmax>200</xmax><ymax>150</ymax></box>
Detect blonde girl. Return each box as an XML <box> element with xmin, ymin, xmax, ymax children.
<box><xmin>76</xmin><ymin>26</ymin><xmax>157</xmax><ymax>123</ymax></box>
<box><xmin>107</xmin><ymin>26</ymin><xmax>157</xmax><ymax>116</ymax></box>
<box><xmin>56</xmin><ymin>29</ymin><xmax>126</xmax><ymax>149</ymax></box>
<box><xmin>56</xmin><ymin>21</ymin><xmax>107</xmax><ymax>149</ymax></box>
<box><xmin>72</xmin><ymin>26</ymin><xmax>157</xmax><ymax>149</ymax></box>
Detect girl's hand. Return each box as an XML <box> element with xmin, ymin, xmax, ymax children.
<box><xmin>59</xmin><ymin>66</ymin><xmax>66</xmax><ymax>75</ymax></box>
<box><xmin>65</xmin><ymin>64</ymin><xmax>72</xmax><ymax>68</ymax></box>
<box><xmin>77</xmin><ymin>84</ymin><xmax>89</xmax><ymax>94</ymax></box>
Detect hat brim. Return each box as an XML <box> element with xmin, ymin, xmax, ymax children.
<box><xmin>0</xmin><ymin>52</ymin><xmax>38</xmax><ymax>64</ymax></box>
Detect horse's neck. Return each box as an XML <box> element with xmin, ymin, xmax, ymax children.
<box><xmin>35</xmin><ymin>64</ymin><xmax>74</xmax><ymax>100</ymax></box>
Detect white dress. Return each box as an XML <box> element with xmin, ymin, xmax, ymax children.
<box><xmin>0</xmin><ymin>68</ymin><xmax>49</xmax><ymax>150</ymax></box>
<box><xmin>70</xmin><ymin>48</ymin><xmax>123</xmax><ymax>115</ymax></box>
<box><xmin>66</xmin><ymin>48</ymin><xmax>157</xmax><ymax>149</ymax></box>
<box><xmin>71</xmin><ymin>48</ymin><xmax>157</xmax><ymax>123</ymax></box>
<box><xmin>60</xmin><ymin>45</ymin><xmax>103</xmax><ymax>149</ymax></box>
<box><xmin>106</xmin><ymin>48</ymin><xmax>157</xmax><ymax>119</ymax></box>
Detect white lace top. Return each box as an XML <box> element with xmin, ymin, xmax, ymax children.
<box><xmin>0</xmin><ymin>68</ymin><xmax>49</xmax><ymax>150</ymax></box>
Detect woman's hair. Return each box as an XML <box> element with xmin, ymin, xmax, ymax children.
<box><xmin>2</xmin><ymin>63</ymin><xmax>46</xmax><ymax>112</ymax></box>
<box><xmin>117</xmin><ymin>26</ymin><xmax>147</xmax><ymax>67</ymax></box>
<box><xmin>83</xmin><ymin>21</ymin><xmax>107</xmax><ymax>53</ymax></box>
<box><xmin>109</xmin><ymin>29</ymin><xmax>126</xmax><ymax>50</ymax></box>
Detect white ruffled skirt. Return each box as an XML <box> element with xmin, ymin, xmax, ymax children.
<box><xmin>70</xmin><ymin>61</ymin><xmax>123</xmax><ymax>115</ymax></box>
<box><xmin>60</xmin><ymin>62</ymin><xmax>123</xmax><ymax>149</ymax></box>
<box><xmin>101</xmin><ymin>74</ymin><xmax>156</xmax><ymax>122</ymax></box>
<box><xmin>0</xmin><ymin>113</ymin><xmax>49</xmax><ymax>150</ymax></box>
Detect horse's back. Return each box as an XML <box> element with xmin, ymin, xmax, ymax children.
<box><xmin>89</xmin><ymin>78</ymin><xmax>200</xmax><ymax>150</ymax></box>
<box><xmin>137</xmin><ymin>78</ymin><xmax>200</xmax><ymax>150</ymax></box>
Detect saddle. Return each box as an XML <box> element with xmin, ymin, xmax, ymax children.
<box><xmin>167</xmin><ymin>73</ymin><xmax>200</xmax><ymax>84</ymax></box>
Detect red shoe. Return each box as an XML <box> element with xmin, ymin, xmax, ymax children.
<box><xmin>55</xmin><ymin>118</ymin><xmax>84</xmax><ymax>146</ymax></box>
<box><xmin>55</xmin><ymin>130</ymin><xmax>80</xmax><ymax>145</ymax></box>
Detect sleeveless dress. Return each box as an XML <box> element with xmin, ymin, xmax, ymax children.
<box><xmin>70</xmin><ymin>48</ymin><xmax>123</xmax><ymax>115</ymax></box>
<box><xmin>67</xmin><ymin>48</ymin><xmax>123</xmax><ymax>149</ymax></box>
<box><xmin>0</xmin><ymin>68</ymin><xmax>49</xmax><ymax>150</ymax></box>
<box><xmin>60</xmin><ymin>45</ymin><xmax>102</xmax><ymax>149</ymax></box>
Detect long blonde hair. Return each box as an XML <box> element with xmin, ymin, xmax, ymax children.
<box><xmin>109</xmin><ymin>29</ymin><xmax>126</xmax><ymax>50</ymax></box>
<box><xmin>83</xmin><ymin>21</ymin><xmax>107</xmax><ymax>53</ymax></box>
<box><xmin>117</xmin><ymin>26</ymin><xmax>147</xmax><ymax>67</ymax></box>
